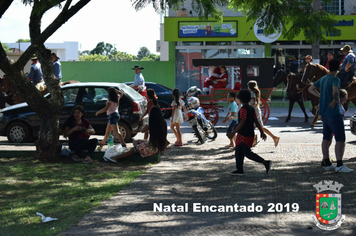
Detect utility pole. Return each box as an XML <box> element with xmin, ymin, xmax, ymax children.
<box><xmin>311</xmin><ymin>0</ymin><xmax>321</xmax><ymax>62</ymax></box>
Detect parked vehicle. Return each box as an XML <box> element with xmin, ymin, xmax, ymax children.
<box><xmin>125</xmin><ymin>82</ymin><xmax>173</xmax><ymax>118</ymax></box>
<box><xmin>186</xmin><ymin>97</ymin><xmax>217</xmax><ymax>144</ymax></box>
<box><xmin>0</xmin><ymin>83</ymin><xmax>148</xmax><ymax>143</ymax></box>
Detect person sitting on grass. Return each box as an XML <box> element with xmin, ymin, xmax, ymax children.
<box><xmin>62</xmin><ymin>106</ymin><xmax>98</xmax><ymax>164</ymax></box>
<box><xmin>228</xmin><ymin>89</ymin><xmax>272</xmax><ymax>176</ymax></box>
<box><xmin>104</xmin><ymin>106</ymin><xmax>167</xmax><ymax>162</ymax></box>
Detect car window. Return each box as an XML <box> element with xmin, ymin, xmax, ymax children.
<box><xmin>63</xmin><ymin>88</ymin><xmax>79</xmax><ymax>104</ymax></box>
<box><xmin>82</xmin><ymin>87</ymin><xmax>108</xmax><ymax>106</ymax></box>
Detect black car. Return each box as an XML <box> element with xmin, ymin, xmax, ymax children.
<box><xmin>0</xmin><ymin>82</ymin><xmax>148</xmax><ymax>143</ymax></box>
<box><xmin>125</xmin><ymin>82</ymin><xmax>173</xmax><ymax>118</ymax></box>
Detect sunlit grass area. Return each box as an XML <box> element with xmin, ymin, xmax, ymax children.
<box><xmin>0</xmin><ymin>157</ymin><xmax>145</xmax><ymax>236</ymax></box>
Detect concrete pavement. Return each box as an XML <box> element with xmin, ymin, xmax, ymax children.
<box><xmin>61</xmin><ymin>112</ymin><xmax>356</xmax><ymax>235</ymax></box>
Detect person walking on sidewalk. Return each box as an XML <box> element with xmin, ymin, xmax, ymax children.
<box><xmin>170</xmin><ymin>88</ymin><xmax>188</xmax><ymax>146</ymax></box>
<box><xmin>248</xmin><ymin>80</ymin><xmax>280</xmax><ymax>147</ymax></box>
<box><xmin>308</xmin><ymin>59</ymin><xmax>353</xmax><ymax>173</ymax></box>
<box><xmin>228</xmin><ymin>89</ymin><xmax>272</xmax><ymax>176</ymax></box>
<box><xmin>222</xmin><ymin>92</ymin><xmax>239</xmax><ymax>149</ymax></box>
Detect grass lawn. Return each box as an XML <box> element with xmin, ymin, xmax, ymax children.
<box><xmin>0</xmin><ymin>157</ymin><xmax>147</xmax><ymax>236</ymax></box>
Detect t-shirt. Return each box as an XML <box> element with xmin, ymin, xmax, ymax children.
<box><xmin>228</xmin><ymin>100</ymin><xmax>238</xmax><ymax>122</ymax></box>
<box><xmin>313</xmin><ymin>75</ymin><xmax>341</xmax><ymax>116</ymax></box>
<box><xmin>64</xmin><ymin>118</ymin><xmax>91</xmax><ymax>141</ymax></box>
<box><xmin>235</xmin><ymin>105</ymin><xmax>257</xmax><ymax>147</ymax></box>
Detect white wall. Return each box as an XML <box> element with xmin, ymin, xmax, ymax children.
<box><xmin>5</xmin><ymin>41</ymin><xmax>79</xmax><ymax>61</ymax></box>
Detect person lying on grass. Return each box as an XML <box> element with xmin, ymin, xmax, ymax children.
<box><xmin>104</xmin><ymin>106</ymin><xmax>167</xmax><ymax>162</ymax></box>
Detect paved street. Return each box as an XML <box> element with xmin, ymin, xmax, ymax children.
<box><xmin>59</xmin><ymin>107</ymin><xmax>356</xmax><ymax>236</ymax></box>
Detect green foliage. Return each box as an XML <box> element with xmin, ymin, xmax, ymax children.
<box><xmin>141</xmin><ymin>54</ymin><xmax>160</xmax><ymax>61</ymax></box>
<box><xmin>133</xmin><ymin>0</ymin><xmax>228</xmax><ymax>21</ymax></box>
<box><xmin>228</xmin><ymin>0</ymin><xmax>338</xmax><ymax>44</ymax></box>
<box><xmin>79</xmin><ymin>54</ymin><xmax>110</xmax><ymax>61</ymax></box>
<box><xmin>1</xmin><ymin>43</ymin><xmax>10</xmax><ymax>52</ymax></box>
<box><xmin>0</xmin><ymin>157</ymin><xmax>145</xmax><ymax>236</ymax></box>
<box><xmin>90</xmin><ymin>42</ymin><xmax>114</xmax><ymax>56</ymax></box>
<box><xmin>112</xmin><ymin>51</ymin><xmax>137</xmax><ymax>61</ymax></box>
<box><xmin>137</xmin><ymin>46</ymin><xmax>151</xmax><ymax>60</ymax></box>
<box><xmin>16</xmin><ymin>39</ymin><xmax>31</xmax><ymax>43</ymax></box>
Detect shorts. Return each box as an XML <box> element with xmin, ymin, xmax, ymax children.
<box><xmin>108</xmin><ymin>112</ymin><xmax>120</xmax><ymax>125</ymax></box>
<box><xmin>134</xmin><ymin>140</ymin><xmax>157</xmax><ymax>158</ymax></box>
<box><xmin>321</xmin><ymin>115</ymin><xmax>345</xmax><ymax>142</ymax></box>
<box><xmin>226</xmin><ymin>120</ymin><xmax>238</xmax><ymax>137</ymax></box>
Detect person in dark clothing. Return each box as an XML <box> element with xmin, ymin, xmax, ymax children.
<box><xmin>228</xmin><ymin>89</ymin><xmax>272</xmax><ymax>176</ymax></box>
<box><xmin>62</xmin><ymin>106</ymin><xmax>98</xmax><ymax>164</ymax></box>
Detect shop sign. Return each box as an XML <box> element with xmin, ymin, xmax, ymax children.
<box><xmin>253</xmin><ymin>18</ymin><xmax>282</xmax><ymax>43</ymax></box>
<box><xmin>178</xmin><ymin>21</ymin><xmax>238</xmax><ymax>38</ymax></box>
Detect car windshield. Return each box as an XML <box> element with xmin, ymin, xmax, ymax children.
<box><xmin>117</xmin><ymin>83</ymin><xmax>144</xmax><ymax>100</ymax></box>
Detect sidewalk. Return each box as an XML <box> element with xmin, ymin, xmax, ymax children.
<box><xmin>61</xmin><ymin>128</ymin><xmax>356</xmax><ymax>235</ymax></box>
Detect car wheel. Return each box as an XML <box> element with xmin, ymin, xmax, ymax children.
<box><xmin>7</xmin><ymin>122</ymin><xmax>32</xmax><ymax>143</ymax></box>
<box><xmin>118</xmin><ymin>122</ymin><xmax>132</xmax><ymax>143</ymax></box>
<box><xmin>159</xmin><ymin>102</ymin><xmax>171</xmax><ymax>119</ymax></box>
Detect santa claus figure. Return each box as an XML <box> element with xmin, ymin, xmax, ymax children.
<box><xmin>203</xmin><ymin>66</ymin><xmax>221</xmax><ymax>94</ymax></box>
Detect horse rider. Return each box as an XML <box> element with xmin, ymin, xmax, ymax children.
<box><xmin>339</xmin><ymin>45</ymin><xmax>356</xmax><ymax>89</ymax></box>
<box><xmin>26</xmin><ymin>54</ymin><xmax>45</xmax><ymax>91</ymax></box>
<box><xmin>51</xmin><ymin>52</ymin><xmax>62</xmax><ymax>83</ymax></box>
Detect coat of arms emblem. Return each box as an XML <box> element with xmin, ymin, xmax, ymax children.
<box><xmin>312</xmin><ymin>180</ymin><xmax>346</xmax><ymax>230</ymax></box>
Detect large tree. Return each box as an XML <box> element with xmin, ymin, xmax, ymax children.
<box><xmin>0</xmin><ymin>0</ymin><xmax>91</xmax><ymax>161</ymax></box>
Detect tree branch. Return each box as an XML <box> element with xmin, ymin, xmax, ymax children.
<box><xmin>39</xmin><ymin>0</ymin><xmax>91</xmax><ymax>44</ymax></box>
<box><xmin>0</xmin><ymin>0</ymin><xmax>13</xmax><ymax>18</ymax></box>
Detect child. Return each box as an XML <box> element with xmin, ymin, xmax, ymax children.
<box><xmin>95</xmin><ymin>87</ymin><xmax>126</xmax><ymax>148</ymax></box>
<box><xmin>222</xmin><ymin>92</ymin><xmax>239</xmax><ymax>149</ymax></box>
<box><xmin>248</xmin><ymin>80</ymin><xmax>280</xmax><ymax>147</ymax></box>
<box><xmin>171</xmin><ymin>88</ymin><xmax>188</xmax><ymax>146</ymax></box>
<box><xmin>139</xmin><ymin>88</ymin><xmax>158</xmax><ymax>140</ymax></box>
<box><xmin>228</xmin><ymin>89</ymin><xmax>272</xmax><ymax>176</ymax></box>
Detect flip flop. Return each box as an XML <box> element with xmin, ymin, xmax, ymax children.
<box><xmin>225</xmin><ymin>144</ymin><xmax>234</xmax><ymax>148</ymax></box>
<box><xmin>82</xmin><ymin>157</ymin><xmax>93</xmax><ymax>164</ymax></box>
<box><xmin>175</xmin><ymin>143</ymin><xmax>183</xmax><ymax>147</ymax></box>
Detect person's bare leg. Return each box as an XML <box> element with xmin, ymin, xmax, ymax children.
<box><xmin>176</xmin><ymin>123</ymin><xmax>183</xmax><ymax>145</ymax></box>
<box><xmin>171</xmin><ymin>123</ymin><xmax>178</xmax><ymax>143</ymax></box>
<box><xmin>322</xmin><ymin>140</ymin><xmax>331</xmax><ymax>160</ymax></box>
<box><xmin>335</xmin><ymin>142</ymin><xmax>345</xmax><ymax>161</ymax></box>
<box><xmin>111</xmin><ymin>124</ymin><xmax>126</xmax><ymax>147</ymax></box>
<box><xmin>262</xmin><ymin>127</ymin><xmax>280</xmax><ymax>147</ymax></box>
<box><xmin>100</xmin><ymin>123</ymin><xmax>111</xmax><ymax>145</ymax></box>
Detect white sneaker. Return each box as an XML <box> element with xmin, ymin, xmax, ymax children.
<box><xmin>324</xmin><ymin>164</ymin><xmax>336</xmax><ymax>171</ymax></box>
<box><xmin>335</xmin><ymin>165</ymin><xmax>354</xmax><ymax>173</ymax></box>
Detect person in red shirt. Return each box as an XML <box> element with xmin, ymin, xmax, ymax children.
<box><xmin>228</xmin><ymin>89</ymin><xmax>272</xmax><ymax>176</ymax></box>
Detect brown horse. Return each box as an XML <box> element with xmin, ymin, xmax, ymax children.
<box><xmin>273</xmin><ymin>70</ymin><xmax>309</xmax><ymax>123</ymax></box>
<box><xmin>301</xmin><ymin>63</ymin><xmax>356</xmax><ymax>112</ymax></box>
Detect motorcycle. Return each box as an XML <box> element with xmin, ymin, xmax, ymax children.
<box><xmin>186</xmin><ymin>97</ymin><xmax>217</xmax><ymax>144</ymax></box>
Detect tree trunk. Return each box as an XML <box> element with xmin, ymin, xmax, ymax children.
<box><xmin>35</xmin><ymin>115</ymin><xmax>62</xmax><ymax>162</ymax></box>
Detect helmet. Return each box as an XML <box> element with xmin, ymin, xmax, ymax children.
<box><xmin>187</xmin><ymin>97</ymin><xmax>200</xmax><ymax>109</ymax></box>
<box><xmin>186</xmin><ymin>86</ymin><xmax>201</xmax><ymax>97</ymax></box>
